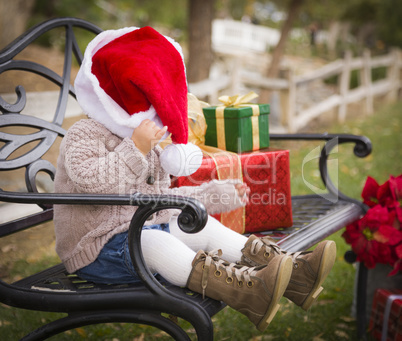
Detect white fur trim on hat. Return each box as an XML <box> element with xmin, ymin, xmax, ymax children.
<box><xmin>160</xmin><ymin>143</ymin><xmax>203</xmax><ymax>177</ymax></box>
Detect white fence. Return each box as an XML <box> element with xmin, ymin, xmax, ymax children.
<box><xmin>189</xmin><ymin>48</ymin><xmax>402</xmax><ymax>132</ymax></box>
<box><xmin>212</xmin><ymin>19</ymin><xmax>280</xmax><ymax>54</ymax></box>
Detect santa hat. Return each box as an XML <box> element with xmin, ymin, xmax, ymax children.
<box><xmin>74</xmin><ymin>26</ymin><xmax>202</xmax><ymax>176</ymax></box>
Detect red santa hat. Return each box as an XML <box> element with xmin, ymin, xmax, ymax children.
<box><xmin>74</xmin><ymin>26</ymin><xmax>202</xmax><ymax>176</ymax></box>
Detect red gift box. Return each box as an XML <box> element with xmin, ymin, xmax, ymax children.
<box><xmin>369</xmin><ymin>288</ymin><xmax>402</xmax><ymax>341</ymax></box>
<box><xmin>171</xmin><ymin>148</ymin><xmax>293</xmax><ymax>234</ymax></box>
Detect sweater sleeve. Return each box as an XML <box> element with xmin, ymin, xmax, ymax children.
<box><xmin>63</xmin><ymin>121</ymin><xmax>149</xmax><ymax>194</ymax></box>
<box><xmin>165</xmin><ymin>180</ymin><xmax>246</xmax><ymax>215</ymax></box>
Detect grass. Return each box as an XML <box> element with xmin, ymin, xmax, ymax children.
<box><xmin>1</xmin><ymin>100</ymin><xmax>401</xmax><ymax>340</ymax></box>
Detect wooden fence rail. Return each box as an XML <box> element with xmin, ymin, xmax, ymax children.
<box><xmin>189</xmin><ymin>49</ymin><xmax>402</xmax><ymax>132</ymax></box>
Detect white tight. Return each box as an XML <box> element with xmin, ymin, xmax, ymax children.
<box><xmin>141</xmin><ymin>215</ymin><xmax>248</xmax><ymax>286</ymax></box>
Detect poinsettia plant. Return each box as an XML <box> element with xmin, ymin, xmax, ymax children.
<box><xmin>342</xmin><ymin>174</ymin><xmax>402</xmax><ymax>276</ymax></box>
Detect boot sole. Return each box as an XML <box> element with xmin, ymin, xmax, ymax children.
<box><xmin>301</xmin><ymin>240</ymin><xmax>337</xmax><ymax>310</ymax></box>
<box><xmin>257</xmin><ymin>256</ymin><xmax>293</xmax><ymax>332</ymax></box>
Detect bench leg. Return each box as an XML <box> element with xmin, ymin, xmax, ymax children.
<box><xmin>356</xmin><ymin>263</ymin><xmax>368</xmax><ymax>341</ymax></box>
<box><xmin>20</xmin><ymin>311</ymin><xmax>192</xmax><ymax>341</ymax></box>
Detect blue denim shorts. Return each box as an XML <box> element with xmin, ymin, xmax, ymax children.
<box><xmin>76</xmin><ymin>223</ymin><xmax>169</xmax><ymax>284</ymax></box>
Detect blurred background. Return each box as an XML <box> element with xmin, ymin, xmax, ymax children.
<box><xmin>2</xmin><ymin>0</ymin><xmax>402</xmax><ymax>71</ymax></box>
<box><xmin>1</xmin><ymin>0</ymin><xmax>401</xmax><ymax>133</ymax></box>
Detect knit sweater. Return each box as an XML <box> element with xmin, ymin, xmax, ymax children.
<box><xmin>54</xmin><ymin>119</ymin><xmax>244</xmax><ymax>273</ymax></box>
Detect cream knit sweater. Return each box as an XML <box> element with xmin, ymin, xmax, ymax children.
<box><xmin>54</xmin><ymin>119</ymin><xmax>244</xmax><ymax>273</ymax></box>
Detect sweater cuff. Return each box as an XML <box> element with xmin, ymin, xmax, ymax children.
<box><xmin>171</xmin><ymin>180</ymin><xmax>246</xmax><ymax>215</ymax></box>
<box><xmin>115</xmin><ymin>137</ymin><xmax>148</xmax><ymax>179</ymax></box>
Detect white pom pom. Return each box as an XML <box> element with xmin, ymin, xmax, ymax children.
<box><xmin>160</xmin><ymin>143</ymin><xmax>203</xmax><ymax>176</ymax></box>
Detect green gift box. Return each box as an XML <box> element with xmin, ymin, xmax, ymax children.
<box><xmin>202</xmin><ymin>103</ymin><xmax>270</xmax><ymax>153</ymax></box>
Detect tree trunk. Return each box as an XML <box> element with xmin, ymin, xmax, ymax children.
<box><xmin>327</xmin><ymin>21</ymin><xmax>341</xmax><ymax>58</ymax></box>
<box><xmin>187</xmin><ymin>0</ymin><xmax>215</xmax><ymax>83</ymax></box>
<box><xmin>260</xmin><ymin>0</ymin><xmax>303</xmax><ymax>102</ymax></box>
<box><xmin>0</xmin><ymin>0</ymin><xmax>36</xmax><ymax>48</ymax></box>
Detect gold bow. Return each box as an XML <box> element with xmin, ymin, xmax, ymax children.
<box><xmin>215</xmin><ymin>91</ymin><xmax>260</xmax><ymax>151</ymax></box>
<box><xmin>187</xmin><ymin>93</ymin><xmax>208</xmax><ymax>146</ymax></box>
<box><xmin>218</xmin><ymin>91</ymin><xmax>258</xmax><ymax>107</ymax></box>
<box><xmin>187</xmin><ymin>93</ymin><xmax>232</xmax><ymax>154</ymax></box>
<box><xmin>187</xmin><ymin>93</ymin><xmax>246</xmax><ymax>234</ymax></box>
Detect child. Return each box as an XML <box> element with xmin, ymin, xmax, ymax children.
<box><xmin>54</xmin><ymin>26</ymin><xmax>336</xmax><ymax>332</ymax></box>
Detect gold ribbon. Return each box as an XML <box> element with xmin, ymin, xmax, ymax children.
<box><xmin>210</xmin><ymin>151</ymin><xmax>245</xmax><ymax>234</ymax></box>
<box><xmin>215</xmin><ymin>106</ymin><xmax>226</xmax><ymax>150</ymax></box>
<box><xmin>215</xmin><ymin>91</ymin><xmax>261</xmax><ymax>151</ymax></box>
<box><xmin>187</xmin><ymin>93</ymin><xmax>245</xmax><ymax>234</ymax></box>
<box><xmin>218</xmin><ymin>91</ymin><xmax>259</xmax><ymax>107</ymax></box>
<box><xmin>250</xmin><ymin>104</ymin><xmax>260</xmax><ymax>150</ymax></box>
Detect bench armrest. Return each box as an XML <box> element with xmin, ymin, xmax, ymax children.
<box><xmin>270</xmin><ymin>133</ymin><xmax>372</xmax><ymax>210</ymax></box>
<box><xmin>0</xmin><ymin>189</ymin><xmax>207</xmax><ymax>295</ymax></box>
<box><xmin>0</xmin><ymin>190</ymin><xmax>133</xmax><ymax>206</ymax></box>
<box><xmin>127</xmin><ymin>194</ymin><xmax>208</xmax><ymax>295</ymax></box>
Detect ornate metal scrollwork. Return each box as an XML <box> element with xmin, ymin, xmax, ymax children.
<box><xmin>270</xmin><ymin>133</ymin><xmax>372</xmax><ymax>209</ymax></box>
<box><xmin>25</xmin><ymin>159</ymin><xmax>56</xmax><ymax>208</ymax></box>
<box><xmin>26</xmin><ymin>159</ymin><xmax>56</xmax><ymax>192</ymax></box>
<box><xmin>0</xmin><ymin>85</ymin><xmax>26</xmax><ymax>114</ymax></box>
<box><xmin>0</xmin><ymin>18</ymin><xmax>102</xmax><ymax>195</ymax></box>
<box><xmin>319</xmin><ymin>134</ymin><xmax>372</xmax><ymax>209</ymax></box>
<box><xmin>0</xmin><ymin>114</ymin><xmax>66</xmax><ymax>171</ymax></box>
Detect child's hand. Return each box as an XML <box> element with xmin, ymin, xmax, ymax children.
<box><xmin>235</xmin><ymin>182</ymin><xmax>250</xmax><ymax>204</ymax></box>
<box><xmin>131</xmin><ymin>119</ymin><xmax>168</xmax><ymax>155</ymax></box>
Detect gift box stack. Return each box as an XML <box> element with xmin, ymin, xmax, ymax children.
<box><xmin>171</xmin><ymin>93</ymin><xmax>293</xmax><ymax>234</ymax></box>
<box><xmin>369</xmin><ymin>288</ymin><xmax>402</xmax><ymax>341</ymax></box>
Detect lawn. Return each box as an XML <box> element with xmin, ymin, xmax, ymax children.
<box><xmin>0</xmin><ymin>100</ymin><xmax>401</xmax><ymax>340</ymax></box>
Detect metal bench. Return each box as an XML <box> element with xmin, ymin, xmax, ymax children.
<box><xmin>0</xmin><ymin>18</ymin><xmax>371</xmax><ymax>340</ymax></box>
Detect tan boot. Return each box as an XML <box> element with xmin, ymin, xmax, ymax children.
<box><xmin>240</xmin><ymin>235</ymin><xmax>336</xmax><ymax>310</ymax></box>
<box><xmin>187</xmin><ymin>249</ymin><xmax>293</xmax><ymax>331</ymax></box>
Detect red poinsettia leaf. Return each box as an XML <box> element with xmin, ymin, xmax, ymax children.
<box><xmin>361</xmin><ymin>205</ymin><xmax>390</xmax><ymax>230</ymax></box>
<box><xmin>377</xmin><ymin>180</ymin><xmax>395</xmax><ymax>207</ymax></box>
<box><xmin>395</xmin><ymin>207</ymin><xmax>402</xmax><ymax>226</ymax></box>
<box><xmin>362</xmin><ymin>176</ymin><xmax>380</xmax><ymax>207</ymax></box>
<box><xmin>386</xmin><ymin>209</ymin><xmax>401</xmax><ymax>230</ymax></box>
<box><xmin>378</xmin><ymin>242</ymin><xmax>395</xmax><ymax>265</ymax></box>
<box><xmin>342</xmin><ymin>221</ymin><xmax>361</xmax><ymax>242</ymax></box>
<box><xmin>395</xmin><ymin>243</ymin><xmax>402</xmax><ymax>258</ymax></box>
<box><xmin>373</xmin><ymin>227</ymin><xmax>390</xmax><ymax>243</ymax></box>
<box><xmin>389</xmin><ymin>174</ymin><xmax>402</xmax><ymax>202</ymax></box>
<box><xmin>388</xmin><ymin>258</ymin><xmax>402</xmax><ymax>276</ymax></box>
<box><xmin>363</xmin><ymin>243</ymin><xmax>380</xmax><ymax>268</ymax></box>
<box><xmin>342</xmin><ymin>228</ymin><xmax>355</xmax><ymax>245</ymax></box>
<box><xmin>376</xmin><ymin>224</ymin><xmax>402</xmax><ymax>245</ymax></box>
<box><xmin>349</xmin><ymin>230</ymin><xmax>365</xmax><ymax>252</ymax></box>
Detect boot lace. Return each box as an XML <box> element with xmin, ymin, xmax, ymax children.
<box><xmin>250</xmin><ymin>237</ymin><xmax>303</xmax><ymax>264</ymax></box>
<box><xmin>201</xmin><ymin>249</ymin><xmax>259</xmax><ymax>298</ymax></box>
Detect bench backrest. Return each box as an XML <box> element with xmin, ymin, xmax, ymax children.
<box><xmin>0</xmin><ymin>18</ymin><xmax>102</xmax><ymax>237</ymax></box>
